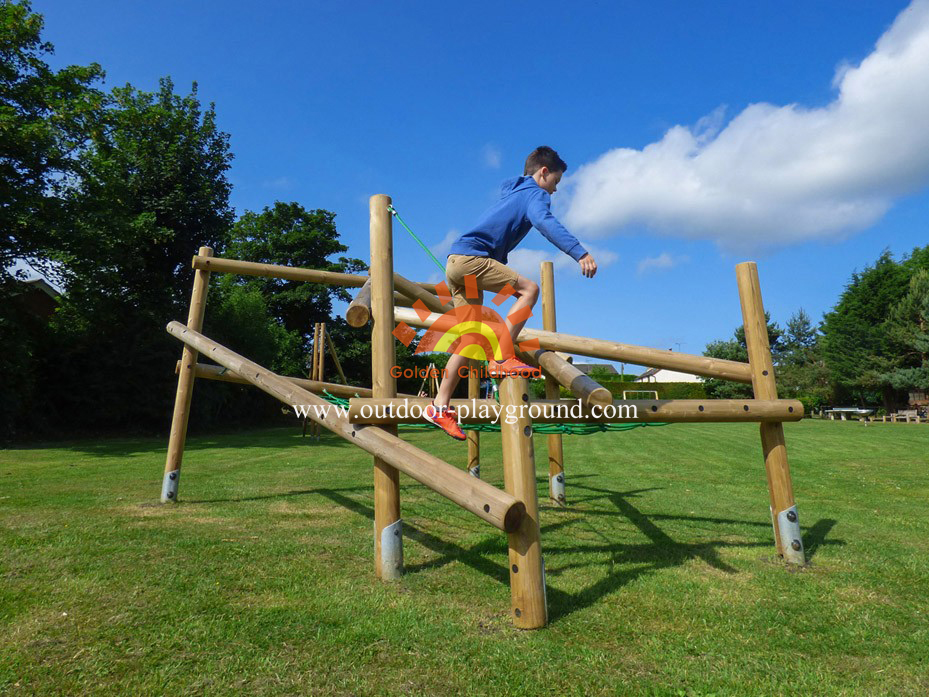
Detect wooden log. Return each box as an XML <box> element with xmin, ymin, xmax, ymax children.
<box><xmin>326</xmin><ymin>331</ymin><xmax>348</xmax><ymax>385</ymax></box>
<box><xmin>467</xmin><ymin>359</ymin><xmax>481</xmax><ymax>479</ymax></box>
<box><xmin>393</xmin><ymin>272</ymin><xmax>446</xmax><ymax>315</ymax></box>
<box><xmin>519</xmin><ymin>349</ymin><xmax>611</xmax><ymax>408</ymax></box>
<box><xmin>162</xmin><ymin>246</ymin><xmax>213</xmax><ymax>503</ymax></box>
<box><xmin>500</xmin><ymin>375</ymin><xmax>548</xmax><ymax>629</ymax></box>
<box><xmin>370</xmin><ymin>194</ymin><xmax>403</xmax><ymax>580</ymax></box>
<box><xmin>179</xmin><ymin>361</ymin><xmax>377</xmax><ymax>398</ymax></box>
<box><xmin>346</xmin><ymin>279</ymin><xmax>373</xmax><ymax>327</ymax></box>
<box><xmin>736</xmin><ymin>261</ymin><xmax>805</xmax><ymax>565</ymax></box>
<box><xmin>166</xmin><ymin>322</ymin><xmax>524</xmax><ymax>532</ymax></box>
<box><xmin>540</xmin><ymin>261</ymin><xmax>566</xmax><ymax>507</ymax></box>
<box><xmin>394</xmin><ymin>307</ymin><xmax>753</xmax><ymax>383</ymax></box>
<box><xmin>191</xmin><ymin>255</ymin><xmax>438</xmax><ymax>292</ymax></box>
<box><xmin>346</xmin><ymin>398</ymin><xmax>804</xmax><ymax>424</ymax></box>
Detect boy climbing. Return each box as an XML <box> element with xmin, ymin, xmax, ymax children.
<box><xmin>425</xmin><ymin>146</ymin><xmax>598</xmax><ymax>440</ymax></box>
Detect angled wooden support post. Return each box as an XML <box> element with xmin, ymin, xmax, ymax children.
<box><xmin>467</xmin><ymin>359</ymin><xmax>481</xmax><ymax>478</ymax></box>
<box><xmin>500</xmin><ymin>375</ymin><xmax>548</xmax><ymax>629</ymax></box>
<box><xmin>540</xmin><ymin>262</ymin><xmax>566</xmax><ymax>506</ymax></box>
<box><xmin>736</xmin><ymin>261</ymin><xmax>806</xmax><ymax>565</ymax></box>
<box><xmin>162</xmin><ymin>246</ymin><xmax>213</xmax><ymax>502</ymax></box>
<box><xmin>370</xmin><ymin>194</ymin><xmax>403</xmax><ymax>580</ymax></box>
<box><xmin>326</xmin><ymin>331</ymin><xmax>348</xmax><ymax>385</ymax></box>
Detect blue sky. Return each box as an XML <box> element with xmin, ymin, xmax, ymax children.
<box><xmin>32</xmin><ymin>0</ymin><xmax>929</xmax><ymax>369</ymax></box>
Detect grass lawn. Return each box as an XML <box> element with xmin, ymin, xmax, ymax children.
<box><xmin>1</xmin><ymin>419</ymin><xmax>928</xmax><ymax>696</ymax></box>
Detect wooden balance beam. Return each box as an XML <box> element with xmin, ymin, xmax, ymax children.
<box><xmin>345</xmin><ymin>397</ymin><xmax>804</xmax><ymax>424</ymax></box>
<box><xmin>393</xmin><ymin>306</ymin><xmax>753</xmax><ymax>383</ymax></box>
<box><xmin>166</xmin><ymin>321</ymin><xmax>525</xmax><ymax>533</ymax></box>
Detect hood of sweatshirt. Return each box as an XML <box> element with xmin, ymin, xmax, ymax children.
<box><xmin>500</xmin><ymin>175</ymin><xmax>540</xmax><ymax>197</ymax></box>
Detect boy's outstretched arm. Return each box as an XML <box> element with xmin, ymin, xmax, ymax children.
<box><xmin>527</xmin><ymin>191</ymin><xmax>598</xmax><ymax>278</ymax></box>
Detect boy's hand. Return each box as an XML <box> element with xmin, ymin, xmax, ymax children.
<box><xmin>579</xmin><ymin>253</ymin><xmax>598</xmax><ymax>278</ymax></box>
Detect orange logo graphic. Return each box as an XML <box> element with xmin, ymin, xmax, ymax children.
<box><xmin>392</xmin><ymin>274</ymin><xmax>541</xmax><ymax>361</ymax></box>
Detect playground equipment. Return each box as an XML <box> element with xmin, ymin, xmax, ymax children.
<box><xmin>162</xmin><ymin>194</ymin><xmax>806</xmax><ymax>629</ymax></box>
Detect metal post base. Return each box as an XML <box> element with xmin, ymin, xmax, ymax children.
<box><xmin>468</xmin><ymin>465</ymin><xmax>481</xmax><ymax>479</ymax></box>
<box><xmin>776</xmin><ymin>505</ymin><xmax>805</xmax><ymax>565</ymax></box>
<box><xmin>550</xmin><ymin>472</ymin><xmax>566</xmax><ymax>506</ymax></box>
<box><xmin>161</xmin><ymin>469</ymin><xmax>180</xmax><ymax>503</ymax></box>
<box><xmin>379</xmin><ymin>519</ymin><xmax>403</xmax><ymax>580</ymax></box>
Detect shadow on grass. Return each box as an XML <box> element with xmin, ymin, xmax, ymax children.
<box><xmin>804</xmin><ymin>518</ymin><xmax>840</xmax><ymax>561</ymax></box>
<box><xmin>303</xmin><ymin>479</ymin><xmax>845</xmax><ymax>624</ymax></box>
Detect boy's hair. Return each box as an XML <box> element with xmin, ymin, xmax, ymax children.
<box><xmin>524</xmin><ymin>146</ymin><xmax>567</xmax><ymax>175</ymax></box>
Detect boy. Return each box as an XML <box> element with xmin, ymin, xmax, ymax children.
<box><xmin>425</xmin><ymin>146</ymin><xmax>598</xmax><ymax>440</ymax></box>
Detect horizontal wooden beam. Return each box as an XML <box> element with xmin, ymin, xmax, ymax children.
<box><xmin>191</xmin><ymin>256</ymin><xmax>437</xmax><ymax>293</ymax></box>
<box><xmin>394</xmin><ymin>306</ymin><xmax>753</xmax><ymax>383</ymax></box>
<box><xmin>178</xmin><ymin>361</ymin><xmax>375</xmax><ymax>399</ymax></box>
<box><xmin>346</xmin><ymin>397</ymin><xmax>803</xmax><ymax>424</ymax></box>
<box><xmin>166</xmin><ymin>322</ymin><xmax>524</xmax><ymax>532</ymax></box>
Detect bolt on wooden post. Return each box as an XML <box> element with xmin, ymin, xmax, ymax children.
<box><xmin>370</xmin><ymin>194</ymin><xmax>403</xmax><ymax>579</ymax></box>
<box><xmin>540</xmin><ymin>261</ymin><xmax>566</xmax><ymax>506</ymax></box>
<box><xmin>467</xmin><ymin>359</ymin><xmax>481</xmax><ymax>478</ymax></box>
<box><xmin>500</xmin><ymin>375</ymin><xmax>548</xmax><ymax>628</ymax></box>
<box><xmin>736</xmin><ymin>261</ymin><xmax>806</xmax><ymax>565</ymax></box>
<box><xmin>162</xmin><ymin>246</ymin><xmax>213</xmax><ymax>503</ymax></box>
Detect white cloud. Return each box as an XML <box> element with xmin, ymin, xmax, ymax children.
<box><xmin>482</xmin><ymin>144</ymin><xmax>502</xmax><ymax>169</ymax></box>
<box><xmin>261</xmin><ymin>176</ymin><xmax>295</xmax><ymax>190</ymax></box>
<box><xmin>561</xmin><ymin>1</ymin><xmax>929</xmax><ymax>252</ymax></box>
<box><xmin>431</xmin><ymin>228</ymin><xmax>459</xmax><ymax>258</ymax></box>
<box><xmin>507</xmin><ymin>242</ymin><xmax>618</xmax><ymax>279</ymax></box>
<box><xmin>637</xmin><ymin>252</ymin><xmax>689</xmax><ymax>275</ymax></box>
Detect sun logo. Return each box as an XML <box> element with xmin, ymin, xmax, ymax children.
<box><xmin>392</xmin><ymin>274</ymin><xmax>541</xmax><ymax>362</ymax></box>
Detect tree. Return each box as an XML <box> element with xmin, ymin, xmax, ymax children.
<box><xmin>702</xmin><ymin>313</ymin><xmax>783</xmax><ymax>399</ymax></box>
<box><xmin>0</xmin><ymin>0</ymin><xmax>104</xmax><ymax>279</ymax></box>
<box><xmin>32</xmin><ymin>77</ymin><xmax>236</xmax><ymax>433</ymax></box>
<box><xmin>776</xmin><ymin>309</ymin><xmax>830</xmax><ymax>409</ymax></box>
<box><xmin>821</xmin><ymin>247</ymin><xmax>929</xmax><ymax>406</ymax></box>
<box><xmin>223</xmin><ymin>202</ymin><xmax>365</xmax><ymax>335</ymax></box>
<box><xmin>876</xmin><ymin>269</ymin><xmax>929</xmax><ymax>392</ymax></box>
<box><xmin>0</xmin><ymin>0</ymin><xmax>104</xmax><ymax>438</ymax></box>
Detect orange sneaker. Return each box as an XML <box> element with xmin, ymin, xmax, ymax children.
<box><xmin>487</xmin><ymin>357</ymin><xmax>541</xmax><ymax>379</ymax></box>
<box><xmin>424</xmin><ymin>404</ymin><xmax>466</xmax><ymax>441</ymax></box>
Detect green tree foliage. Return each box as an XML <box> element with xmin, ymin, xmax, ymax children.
<box><xmin>224</xmin><ymin>202</ymin><xmax>365</xmax><ymax>334</ymax></box>
<box><xmin>702</xmin><ymin>313</ymin><xmax>782</xmax><ymax>399</ymax></box>
<box><xmin>875</xmin><ymin>269</ymin><xmax>929</xmax><ymax>392</ymax></box>
<box><xmin>0</xmin><ymin>0</ymin><xmax>104</xmax><ymax>277</ymax></box>
<box><xmin>0</xmin><ymin>0</ymin><xmax>103</xmax><ymax>438</ymax></box>
<box><xmin>821</xmin><ymin>247</ymin><xmax>929</xmax><ymax>406</ymax></box>
<box><xmin>776</xmin><ymin>308</ymin><xmax>831</xmax><ymax>410</ymax></box>
<box><xmin>32</xmin><ymin>78</ymin><xmax>235</xmax><ymax>433</ymax></box>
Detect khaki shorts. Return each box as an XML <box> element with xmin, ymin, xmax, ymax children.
<box><xmin>446</xmin><ymin>254</ymin><xmax>521</xmax><ymax>307</ymax></box>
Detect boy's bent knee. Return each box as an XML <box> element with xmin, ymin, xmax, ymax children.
<box><xmin>516</xmin><ymin>278</ymin><xmax>539</xmax><ymax>300</ymax></box>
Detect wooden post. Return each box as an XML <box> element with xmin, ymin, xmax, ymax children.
<box><xmin>467</xmin><ymin>359</ymin><xmax>481</xmax><ymax>478</ymax></box>
<box><xmin>540</xmin><ymin>261</ymin><xmax>566</xmax><ymax>506</ymax></box>
<box><xmin>736</xmin><ymin>262</ymin><xmax>805</xmax><ymax>565</ymax></box>
<box><xmin>326</xmin><ymin>331</ymin><xmax>348</xmax><ymax>385</ymax></box>
<box><xmin>370</xmin><ymin>194</ymin><xmax>403</xmax><ymax>580</ymax></box>
<box><xmin>500</xmin><ymin>375</ymin><xmax>547</xmax><ymax>628</ymax></box>
<box><xmin>162</xmin><ymin>246</ymin><xmax>213</xmax><ymax>502</ymax></box>
<box><xmin>304</xmin><ymin>323</ymin><xmax>320</xmax><ymax>437</ymax></box>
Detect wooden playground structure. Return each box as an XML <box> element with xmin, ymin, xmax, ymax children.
<box><xmin>162</xmin><ymin>194</ymin><xmax>806</xmax><ymax>629</ymax></box>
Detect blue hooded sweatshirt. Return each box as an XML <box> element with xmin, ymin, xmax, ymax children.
<box><xmin>448</xmin><ymin>176</ymin><xmax>587</xmax><ymax>265</ymax></box>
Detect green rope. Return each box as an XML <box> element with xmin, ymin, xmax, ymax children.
<box><xmin>320</xmin><ymin>391</ymin><xmax>668</xmax><ymax>435</ymax></box>
<box><xmin>387</xmin><ymin>204</ymin><xmax>446</xmax><ymax>274</ymax></box>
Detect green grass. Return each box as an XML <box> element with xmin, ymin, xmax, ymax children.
<box><xmin>2</xmin><ymin>420</ymin><xmax>928</xmax><ymax>696</ymax></box>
